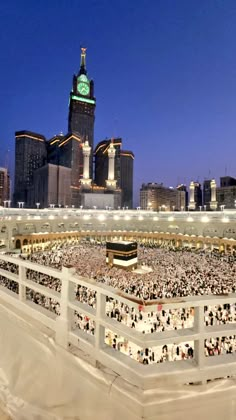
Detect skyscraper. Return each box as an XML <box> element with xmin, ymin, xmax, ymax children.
<box><xmin>0</xmin><ymin>168</ymin><xmax>10</xmax><ymax>206</ymax></box>
<box><xmin>13</xmin><ymin>48</ymin><xmax>132</xmax><ymax>210</ymax></box>
<box><xmin>94</xmin><ymin>138</ymin><xmax>122</xmax><ymax>187</ymax></box>
<box><xmin>120</xmin><ymin>150</ymin><xmax>134</xmax><ymax>208</ymax></box>
<box><xmin>58</xmin><ymin>133</ymin><xmax>83</xmax><ymax>206</ymax></box>
<box><xmin>68</xmin><ymin>47</ymin><xmax>96</xmax><ymax>179</ymax></box>
<box><xmin>177</xmin><ymin>184</ymin><xmax>188</xmax><ymax>210</ymax></box>
<box><xmin>13</xmin><ymin>131</ymin><xmax>47</xmax><ymax>206</ymax></box>
<box><xmin>94</xmin><ymin>138</ymin><xmax>134</xmax><ymax>208</ymax></box>
<box><xmin>216</xmin><ymin>176</ymin><xmax>236</xmax><ymax>209</ymax></box>
<box><xmin>189</xmin><ymin>181</ymin><xmax>202</xmax><ymax>210</ymax></box>
<box><xmin>203</xmin><ymin>180</ymin><xmax>211</xmax><ymax>210</ymax></box>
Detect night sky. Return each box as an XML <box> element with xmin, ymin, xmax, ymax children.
<box><xmin>1</xmin><ymin>0</ymin><xmax>236</xmax><ymax>205</ymax></box>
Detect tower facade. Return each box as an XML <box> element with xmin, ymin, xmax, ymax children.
<box><xmin>203</xmin><ymin>180</ymin><xmax>211</xmax><ymax>210</ymax></box>
<box><xmin>94</xmin><ymin>138</ymin><xmax>134</xmax><ymax>208</ymax></box>
<box><xmin>0</xmin><ymin>168</ymin><xmax>10</xmax><ymax>206</ymax></box>
<box><xmin>189</xmin><ymin>181</ymin><xmax>202</xmax><ymax>210</ymax></box>
<box><xmin>68</xmin><ymin>47</ymin><xmax>96</xmax><ymax>179</ymax></box>
<box><xmin>13</xmin><ymin>131</ymin><xmax>47</xmax><ymax>206</ymax></box>
<box><xmin>120</xmin><ymin>150</ymin><xmax>134</xmax><ymax>208</ymax></box>
<box><xmin>140</xmin><ymin>183</ymin><xmax>185</xmax><ymax>211</ymax></box>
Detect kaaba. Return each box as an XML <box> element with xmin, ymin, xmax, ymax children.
<box><xmin>106</xmin><ymin>241</ymin><xmax>138</xmax><ymax>269</ymax></box>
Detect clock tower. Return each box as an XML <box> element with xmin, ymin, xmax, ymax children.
<box><xmin>68</xmin><ymin>47</ymin><xmax>96</xmax><ymax>179</ymax></box>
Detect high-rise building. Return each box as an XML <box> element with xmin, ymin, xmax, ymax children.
<box><xmin>58</xmin><ymin>133</ymin><xmax>83</xmax><ymax>206</ymax></box>
<box><xmin>94</xmin><ymin>138</ymin><xmax>122</xmax><ymax>187</ymax></box>
<box><xmin>68</xmin><ymin>47</ymin><xmax>96</xmax><ymax>179</ymax></box>
<box><xmin>189</xmin><ymin>181</ymin><xmax>202</xmax><ymax>210</ymax></box>
<box><xmin>216</xmin><ymin>176</ymin><xmax>236</xmax><ymax>209</ymax></box>
<box><xmin>140</xmin><ymin>183</ymin><xmax>185</xmax><ymax>211</ymax></box>
<box><xmin>176</xmin><ymin>184</ymin><xmax>188</xmax><ymax>210</ymax></box>
<box><xmin>13</xmin><ymin>131</ymin><xmax>47</xmax><ymax>206</ymax></box>
<box><xmin>0</xmin><ymin>167</ymin><xmax>10</xmax><ymax>206</ymax></box>
<box><xmin>28</xmin><ymin>163</ymin><xmax>72</xmax><ymax>208</ymax></box>
<box><xmin>203</xmin><ymin>180</ymin><xmax>211</xmax><ymax>210</ymax></box>
<box><xmin>220</xmin><ymin>176</ymin><xmax>236</xmax><ymax>187</ymax></box>
<box><xmin>13</xmin><ymin>48</ymin><xmax>132</xmax><ymax>210</ymax></box>
<box><xmin>47</xmin><ymin>133</ymin><xmax>64</xmax><ymax>165</ymax></box>
<box><xmin>120</xmin><ymin>150</ymin><xmax>134</xmax><ymax>208</ymax></box>
<box><xmin>94</xmin><ymin>138</ymin><xmax>134</xmax><ymax>208</ymax></box>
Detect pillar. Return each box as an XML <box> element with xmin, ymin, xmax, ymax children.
<box><xmin>194</xmin><ymin>305</ymin><xmax>205</xmax><ymax>369</ymax></box>
<box><xmin>7</xmin><ymin>226</ymin><xmax>14</xmax><ymax>250</ymax></box>
<box><xmin>95</xmin><ymin>292</ymin><xmax>106</xmax><ymax>351</ymax></box>
<box><xmin>55</xmin><ymin>266</ymin><xmax>75</xmax><ymax>349</ymax></box>
<box><xmin>189</xmin><ymin>181</ymin><xmax>196</xmax><ymax>210</ymax></box>
<box><xmin>18</xmin><ymin>265</ymin><xmax>26</xmax><ymax>301</ymax></box>
<box><xmin>81</xmin><ymin>140</ymin><xmax>92</xmax><ymax>189</ymax></box>
<box><xmin>210</xmin><ymin>179</ymin><xmax>218</xmax><ymax>210</ymax></box>
<box><xmin>106</xmin><ymin>142</ymin><xmax>116</xmax><ymax>190</ymax></box>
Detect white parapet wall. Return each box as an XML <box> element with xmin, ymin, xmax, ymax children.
<box><xmin>1</xmin><ymin>254</ymin><xmax>236</xmax><ymax>418</ymax></box>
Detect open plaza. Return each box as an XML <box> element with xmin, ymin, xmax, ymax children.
<box><xmin>0</xmin><ymin>208</ymin><xmax>236</xmax><ymax>418</ymax></box>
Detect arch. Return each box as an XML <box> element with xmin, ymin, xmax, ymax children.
<box><xmin>167</xmin><ymin>225</ymin><xmax>180</xmax><ymax>233</ymax></box>
<box><xmin>23</xmin><ymin>238</ymin><xmax>28</xmax><ymax>246</ymax></box>
<box><xmin>223</xmin><ymin>228</ymin><xmax>236</xmax><ymax>240</ymax></box>
<box><xmin>15</xmin><ymin>239</ymin><xmax>21</xmax><ymax>249</ymax></box>
<box><xmin>41</xmin><ymin>223</ymin><xmax>51</xmax><ymax>232</ymax></box>
<box><xmin>203</xmin><ymin>227</ymin><xmax>220</xmax><ymax>238</ymax></box>
<box><xmin>0</xmin><ymin>226</ymin><xmax>7</xmax><ymax>233</ymax></box>
<box><xmin>23</xmin><ymin>223</ymin><xmax>36</xmax><ymax>233</ymax></box>
<box><xmin>12</xmin><ymin>226</ymin><xmax>18</xmax><ymax>234</ymax></box>
<box><xmin>184</xmin><ymin>226</ymin><xmax>198</xmax><ymax>236</ymax></box>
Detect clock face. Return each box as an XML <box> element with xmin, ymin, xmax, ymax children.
<box><xmin>78</xmin><ymin>82</ymin><xmax>90</xmax><ymax>96</ymax></box>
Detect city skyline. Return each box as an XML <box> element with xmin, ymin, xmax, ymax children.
<box><xmin>1</xmin><ymin>1</ymin><xmax>236</xmax><ymax>205</ymax></box>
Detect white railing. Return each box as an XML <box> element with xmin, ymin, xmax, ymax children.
<box><xmin>0</xmin><ymin>253</ymin><xmax>236</xmax><ymax>389</ymax></box>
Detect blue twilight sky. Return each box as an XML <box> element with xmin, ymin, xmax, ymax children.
<box><xmin>1</xmin><ymin>0</ymin><xmax>236</xmax><ymax>205</ymax></box>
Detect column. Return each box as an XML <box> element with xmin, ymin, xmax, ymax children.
<box><xmin>194</xmin><ymin>305</ymin><xmax>205</xmax><ymax>370</ymax></box>
<box><xmin>95</xmin><ymin>292</ymin><xmax>106</xmax><ymax>351</ymax></box>
<box><xmin>81</xmin><ymin>140</ymin><xmax>92</xmax><ymax>189</ymax></box>
<box><xmin>18</xmin><ymin>265</ymin><xmax>26</xmax><ymax>301</ymax></box>
<box><xmin>7</xmin><ymin>226</ymin><xmax>14</xmax><ymax>250</ymax></box>
<box><xmin>106</xmin><ymin>142</ymin><xmax>116</xmax><ymax>190</ymax></box>
<box><xmin>189</xmin><ymin>181</ymin><xmax>196</xmax><ymax>210</ymax></box>
<box><xmin>210</xmin><ymin>179</ymin><xmax>218</xmax><ymax>210</ymax></box>
<box><xmin>55</xmin><ymin>266</ymin><xmax>75</xmax><ymax>349</ymax></box>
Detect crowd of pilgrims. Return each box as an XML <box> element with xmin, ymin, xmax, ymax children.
<box><xmin>0</xmin><ymin>241</ymin><xmax>236</xmax><ymax>364</ymax></box>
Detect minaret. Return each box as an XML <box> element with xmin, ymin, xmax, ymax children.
<box><xmin>189</xmin><ymin>181</ymin><xmax>196</xmax><ymax>210</ymax></box>
<box><xmin>81</xmin><ymin>140</ymin><xmax>92</xmax><ymax>189</ymax></box>
<box><xmin>106</xmin><ymin>141</ymin><xmax>117</xmax><ymax>190</ymax></box>
<box><xmin>210</xmin><ymin>179</ymin><xmax>218</xmax><ymax>210</ymax></box>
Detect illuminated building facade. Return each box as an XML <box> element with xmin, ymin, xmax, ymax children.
<box><xmin>47</xmin><ymin>133</ymin><xmax>64</xmax><ymax>165</ymax></box>
<box><xmin>0</xmin><ymin>168</ymin><xmax>10</xmax><ymax>206</ymax></box>
<box><xmin>120</xmin><ymin>150</ymin><xmax>134</xmax><ymax>208</ymax></box>
<box><xmin>13</xmin><ymin>131</ymin><xmax>47</xmax><ymax>206</ymax></box>
<box><xmin>68</xmin><ymin>47</ymin><xmax>95</xmax><ymax>179</ymax></box>
<box><xmin>28</xmin><ymin>164</ymin><xmax>72</xmax><ymax>208</ymax></box>
<box><xmin>13</xmin><ymin>49</ymin><xmax>132</xmax><ymax>209</ymax></box>
<box><xmin>203</xmin><ymin>180</ymin><xmax>212</xmax><ymax>210</ymax></box>
<box><xmin>177</xmin><ymin>184</ymin><xmax>188</xmax><ymax>210</ymax></box>
<box><xmin>189</xmin><ymin>181</ymin><xmax>202</xmax><ymax>210</ymax></box>
<box><xmin>140</xmin><ymin>182</ymin><xmax>185</xmax><ymax>211</ymax></box>
<box><xmin>94</xmin><ymin>138</ymin><xmax>134</xmax><ymax>208</ymax></box>
<box><xmin>216</xmin><ymin>176</ymin><xmax>236</xmax><ymax>209</ymax></box>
